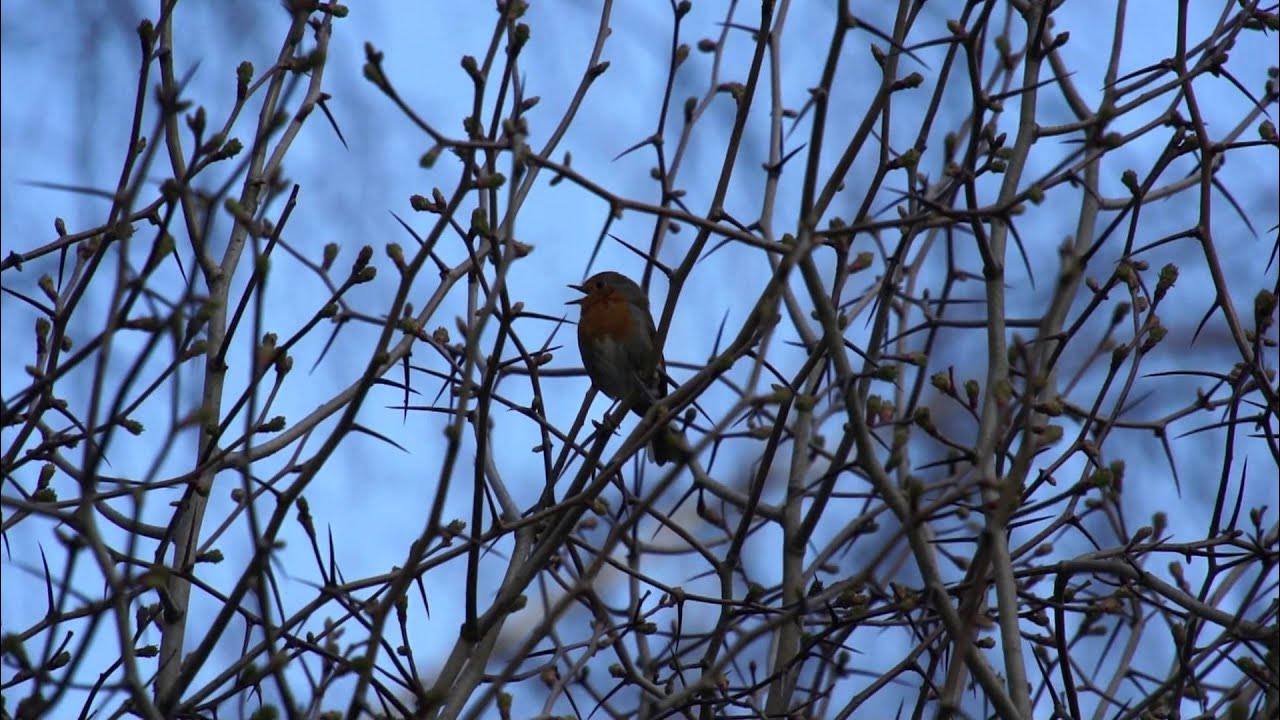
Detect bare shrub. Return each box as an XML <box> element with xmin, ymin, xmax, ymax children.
<box><xmin>2</xmin><ymin>1</ymin><xmax>1277</xmax><ymax>718</ymax></box>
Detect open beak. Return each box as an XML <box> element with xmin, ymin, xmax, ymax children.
<box><xmin>565</xmin><ymin>283</ymin><xmax>587</xmax><ymax>305</ymax></box>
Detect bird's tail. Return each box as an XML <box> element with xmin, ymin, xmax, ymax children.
<box><xmin>649</xmin><ymin>424</ymin><xmax>685</xmax><ymax>466</ymax></box>
<box><xmin>634</xmin><ymin>378</ymin><xmax>684</xmax><ymax>465</ymax></box>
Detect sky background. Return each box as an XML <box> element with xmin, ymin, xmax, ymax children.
<box><xmin>2</xmin><ymin>1</ymin><xmax>1277</xmax><ymax>717</ymax></box>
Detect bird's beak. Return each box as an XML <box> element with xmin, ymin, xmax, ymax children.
<box><xmin>565</xmin><ymin>283</ymin><xmax>587</xmax><ymax>305</ymax></box>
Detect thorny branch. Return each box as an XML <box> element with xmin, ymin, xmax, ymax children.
<box><xmin>2</xmin><ymin>1</ymin><xmax>1277</xmax><ymax>719</ymax></box>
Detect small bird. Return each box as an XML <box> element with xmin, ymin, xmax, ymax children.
<box><xmin>568</xmin><ymin>271</ymin><xmax>680</xmax><ymax>465</ymax></box>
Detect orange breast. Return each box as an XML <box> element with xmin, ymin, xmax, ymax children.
<box><xmin>578</xmin><ymin>291</ymin><xmax>634</xmax><ymax>340</ymax></box>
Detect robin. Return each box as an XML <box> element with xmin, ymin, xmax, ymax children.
<box><xmin>567</xmin><ymin>271</ymin><xmax>681</xmax><ymax>465</ymax></box>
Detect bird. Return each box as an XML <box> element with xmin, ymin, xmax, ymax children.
<box><xmin>567</xmin><ymin>271</ymin><xmax>680</xmax><ymax>465</ymax></box>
